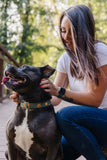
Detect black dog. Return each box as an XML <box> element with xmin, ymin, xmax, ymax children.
<box><xmin>3</xmin><ymin>64</ymin><xmax>63</xmax><ymax>160</ymax></box>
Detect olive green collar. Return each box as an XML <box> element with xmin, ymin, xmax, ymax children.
<box><xmin>21</xmin><ymin>100</ymin><xmax>51</xmax><ymax>109</ymax></box>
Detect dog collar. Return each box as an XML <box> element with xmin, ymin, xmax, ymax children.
<box><xmin>21</xmin><ymin>100</ymin><xmax>51</xmax><ymax>109</ymax></box>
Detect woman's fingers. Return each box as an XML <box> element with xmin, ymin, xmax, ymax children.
<box><xmin>41</xmin><ymin>83</ymin><xmax>51</xmax><ymax>89</ymax></box>
<box><xmin>10</xmin><ymin>91</ymin><xmax>19</xmax><ymax>104</ymax></box>
<box><xmin>12</xmin><ymin>97</ymin><xmax>19</xmax><ymax>102</ymax></box>
<box><xmin>40</xmin><ymin>79</ymin><xmax>59</xmax><ymax>96</ymax></box>
<box><xmin>40</xmin><ymin>79</ymin><xmax>49</xmax><ymax>85</ymax></box>
<box><xmin>40</xmin><ymin>79</ymin><xmax>51</xmax><ymax>88</ymax></box>
<box><xmin>10</xmin><ymin>92</ymin><xmax>18</xmax><ymax>99</ymax></box>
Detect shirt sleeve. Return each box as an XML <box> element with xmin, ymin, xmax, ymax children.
<box><xmin>56</xmin><ymin>52</ymin><xmax>67</xmax><ymax>73</ymax></box>
<box><xmin>95</xmin><ymin>42</ymin><xmax>107</xmax><ymax>68</ymax></box>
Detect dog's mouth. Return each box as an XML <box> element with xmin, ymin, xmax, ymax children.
<box><xmin>2</xmin><ymin>72</ymin><xmax>28</xmax><ymax>86</ymax></box>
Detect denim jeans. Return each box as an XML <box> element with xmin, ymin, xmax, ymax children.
<box><xmin>56</xmin><ymin>106</ymin><xmax>107</xmax><ymax>160</ymax></box>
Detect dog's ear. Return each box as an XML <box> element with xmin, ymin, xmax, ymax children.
<box><xmin>40</xmin><ymin>65</ymin><xmax>55</xmax><ymax>78</ymax></box>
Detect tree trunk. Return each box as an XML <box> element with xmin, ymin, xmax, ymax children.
<box><xmin>0</xmin><ymin>59</ymin><xmax>3</xmax><ymax>101</ymax></box>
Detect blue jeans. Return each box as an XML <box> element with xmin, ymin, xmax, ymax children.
<box><xmin>56</xmin><ymin>106</ymin><xmax>107</xmax><ymax>160</ymax></box>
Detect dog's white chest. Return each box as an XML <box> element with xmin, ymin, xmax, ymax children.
<box><xmin>15</xmin><ymin>109</ymin><xmax>33</xmax><ymax>159</ymax></box>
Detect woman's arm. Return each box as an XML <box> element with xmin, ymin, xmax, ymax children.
<box><xmin>60</xmin><ymin>65</ymin><xmax>107</xmax><ymax>107</ymax></box>
<box><xmin>41</xmin><ymin>65</ymin><xmax>107</xmax><ymax>107</ymax></box>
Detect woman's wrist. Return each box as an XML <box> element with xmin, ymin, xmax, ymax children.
<box><xmin>57</xmin><ymin>87</ymin><xmax>66</xmax><ymax>98</ymax></box>
<box><xmin>56</xmin><ymin>88</ymin><xmax>75</xmax><ymax>104</ymax></box>
<box><xmin>54</xmin><ymin>86</ymin><xmax>60</xmax><ymax>97</ymax></box>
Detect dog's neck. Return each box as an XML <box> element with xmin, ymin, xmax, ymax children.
<box><xmin>18</xmin><ymin>90</ymin><xmax>52</xmax><ymax>103</ymax></box>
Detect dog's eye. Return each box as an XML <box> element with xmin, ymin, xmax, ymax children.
<box><xmin>22</xmin><ymin>65</ymin><xmax>29</xmax><ymax>69</ymax></box>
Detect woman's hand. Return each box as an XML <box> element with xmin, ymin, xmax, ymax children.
<box><xmin>10</xmin><ymin>91</ymin><xmax>20</xmax><ymax>105</ymax></box>
<box><xmin>40</xmin><ymin>79</ymin><xmax>59</xmax><ymax>96</ymax></box>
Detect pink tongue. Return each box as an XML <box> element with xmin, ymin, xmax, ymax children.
<box><xmin>2</xmin><ymin>77</ymin><xmax>9</xmax><ymax>84</ymax></box>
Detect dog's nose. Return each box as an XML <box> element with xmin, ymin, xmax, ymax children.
<box><xmin>5</xmin><ymin>64</ymin><xmax>10</xmax><ymax>71</ymax></box>
<box><xmin>7</xmin><ymin>64</ymin><xmax>12</xmax><ymax>67</ymax></box>
<box><xmin>6</xmin><ymin>64</ymin><xmax>13</xmax><ymax>69</ymax></box>
<box><xmin>5</xmin><ymin>64</ymin><xmax>13</xmax><ymax>72</ymax></box>
<box><xmin>5</xmin><ymin>64</ymin><xmax>17</xmax><ymax>74</ymax></box>
<box><xmin>6</xmin><ymin>64</ymin><xmax>11</xmax><ymax>67</ymax></box>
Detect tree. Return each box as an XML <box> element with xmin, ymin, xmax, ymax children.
<box><xmin>1</xmin><ymin>0</ymin><xmax>107</xmax><ymax>68</ymax></box>
<box><xmin>0</xmin><ymin>0</ymin><xmax>15</xmax><ymax>50</ymax></box>
<box><xmin>7</xmin><ymin>0</ymin><xmax>63</xmax><ymax>66</ymax></box>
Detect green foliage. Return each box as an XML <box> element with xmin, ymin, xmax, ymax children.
<box><xmin>0</xmin><ymin>0</ymin><xmax>14</xmax><ymax>49</ymax></box>
<box><xmin>0</xmin><ymin>0</ymin><xmax>107</xmax><ymax>69</ymax></box>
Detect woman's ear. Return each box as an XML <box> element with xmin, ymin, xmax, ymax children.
<box><xmin>40</xmin><ymin>65</ymin><xmax>55</xmax><ymax>78</ymax></box>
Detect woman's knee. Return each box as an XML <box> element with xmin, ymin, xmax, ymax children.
<box><xmin>56</xmin><ymin>107</ymin><xmax>69</xmax><ymax>122</ymax></box>
<box><xmin>56</xmin><ymin>106</ymin><xmax>76</xmax><ymax>128</ymax></box>
<box><xmin>56</xmin><ymin>105</ymin><xmax>97</xmax><ymax>124</ymax></box>
<box><xmin>56</xmin><ymin>106</ymin><xmax>80</xmax><ymax>122</ymax></box>
<box><xmin>56</xmin><ymin>107</ymin><xmax>68</xmax><ymax>129</ymax></box>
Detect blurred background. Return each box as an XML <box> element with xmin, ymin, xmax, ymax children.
<box><xmin>0</xmin><ymin>0</ymin><xmax>107</xmax><ymax>99</ymax></box>
<box><xmin>0</xmin><ymin>2</ymin><xmax>107</xmax><ymax>159</ymax></box>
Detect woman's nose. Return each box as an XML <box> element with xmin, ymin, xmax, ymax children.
<box><xmin>64</xmin><ymin>32</ymin><xmax>71</xmax><ymax>41</ymax></box>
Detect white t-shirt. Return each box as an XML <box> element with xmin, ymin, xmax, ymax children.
<box><xmin>56</xmin><ymin>42</ymin><xmax>107</xmax><ymax>109</ymax></box>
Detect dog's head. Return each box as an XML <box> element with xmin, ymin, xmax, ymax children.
<box><xmin>2</xmin><ymin>64</ymin><xmax>55</xmax><ymax>102</ymax></box>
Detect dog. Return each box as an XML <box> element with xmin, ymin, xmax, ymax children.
<box><xmin>2</xmin><ymin>64</ymin><xmax>63</xmax><ymax>160</ymax></box>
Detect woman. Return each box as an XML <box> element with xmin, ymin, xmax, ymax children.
<box><xmin>11</xmin><ymin>5</ymin><xmax>107</xmax><ymax>160</ymax></box>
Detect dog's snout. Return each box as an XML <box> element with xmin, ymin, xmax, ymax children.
<box><xmin>6</xmin><ymin>64</ymin><xmax>11</xmax><ymax>67</ymax></box>
<box><xmin>5</xmin><ymin>64</ymin><xmax>17</xmax><ymax>76</ymax></box>
<box><xmin>5</xmin><ymin>64</ymin><xmax>10</xmax><ymax>71</ymax></box>
<box><xmin>6</xmin><ymin>64</ymin><xmax>14</xmax><ymax>70</ymax></box>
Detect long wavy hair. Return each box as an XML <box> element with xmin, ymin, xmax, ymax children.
<box><xmin>59</xmin><ymin>5</ymin><xmax>99</xmax><ymax>85</ymax></box>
